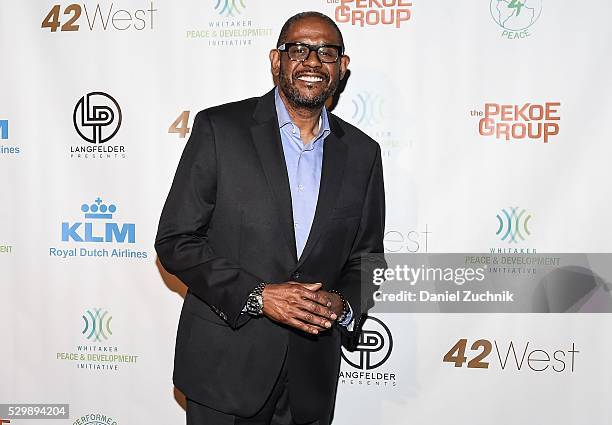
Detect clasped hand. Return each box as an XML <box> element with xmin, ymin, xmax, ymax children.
<box><xmin>262</xmin><ymin>282</ymin><xmax>344</xmax><ymax>335</ymax></box>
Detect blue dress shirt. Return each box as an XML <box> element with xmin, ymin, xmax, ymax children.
<box><xmin>274</xmin><ymin>88</ymin><xmax>353</xmax><ymax>326</ymax></box>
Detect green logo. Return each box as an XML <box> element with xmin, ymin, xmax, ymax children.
<box><xmin>496</xmin><ymin>207</ymin><xmax>532</xmax><ymax>243</ymax></box>
<box><xmin>82</xmin><ymin>308</ymin><xmax>113</xmax><ymax>342</ymax></box>
<box><xmin>490</xmin><ymin>0</ymin><xmax>542</xmax><ymax>31</ymax></box>
<box><xmin>214</xmin><ymin>0</ymin><xmax>246</xmax><ymax>17</ymax></box>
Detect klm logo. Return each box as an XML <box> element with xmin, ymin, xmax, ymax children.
<box><xmin>62</xmin><ymin>197</ymin><xmax>135</xmax><ymax>243</ymax></box>
<box><xmin>0</xmin><ymin>120</ymin><xmax>8</xmax><ymax>139</ymax></box>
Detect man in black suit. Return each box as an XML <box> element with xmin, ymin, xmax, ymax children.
<box><xmin>155</xmin><ymin>11</ymin><xmax>385</xmax><ymax>425</ymax></box>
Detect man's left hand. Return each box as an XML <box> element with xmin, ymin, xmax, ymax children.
<box><xmin>314</xmin><ymin>289</ymin><xmax>344</xmax><ymax>319</ymax></box>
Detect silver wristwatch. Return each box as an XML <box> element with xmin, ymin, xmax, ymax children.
<box><xmin>246</xmin><ymin>282</ymin><xmax>266</xmax><ymax>316</ymax></box>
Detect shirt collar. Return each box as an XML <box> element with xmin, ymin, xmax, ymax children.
<box><xmin>274</xmin><ymin>86</ymin><xmax>330</xmax><ymax>142</ymax></box>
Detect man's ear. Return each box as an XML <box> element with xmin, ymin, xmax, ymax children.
<box><xmin>339</xmin><ymin>54</ymin><xmax>350</xmax><ymax>80</ymax></box>
<box><xmin>269</xmin><ymin>49</ymin><xmax>281</xmax><ymax>77</ymax></box>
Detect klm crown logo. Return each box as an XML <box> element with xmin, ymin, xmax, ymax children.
<box><xmin>61</xmin><ymin>197</ymin><xmax>135</xmax><ymax>243</ymax></box>
<box><xmin>214</xmin><ymin>0</ymin><xmax>246</xmax><ymax>17</ymax></box>
<box><xmin>496</xmin><ymin>206</ymin><xmax>532</xmax><ymax>243</ymax></box>
<box><xmin>82</xmin><ymin>308</ymin><xmax>113</xmax><ymax>342</ymax></box>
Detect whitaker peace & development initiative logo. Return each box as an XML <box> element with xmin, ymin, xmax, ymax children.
<box><xmin>490</xmin><ymin>205</ymin><xmax>536</xmax><ymax>254</ymax></box>
<box><xmin>339</xmin><ymin>316</ymin><xmax>397</xmax><ymax>387</ymax></box>
<box><xmin>489</xmin><ymin>0</ymin><xmax>542</xmax><ymax>39</ymax></box>
<box><xmin>55</xmin><ymin>308</ymin><xmax>139</xmax><ymax>372</ymax></box>
<box><xmin>49</xmin><ymin>197</ymin><xmax>148</xmax><ymax>260</ymax></box>
<box><xmin>185</xmin><ymin>0</ymin><xmax>272</xmax><ymax>47</ymax></box>
<box><xmin>71</xmin><ymin>92</ymin><xmax>125</xmax><ymax>159</ymax></box>
<box><xmin>496</xmin><ymin>207</ymin><xmax>532</xmax><ymax>244</ymax></box>
<box><xmin>82</xmin><ymin>308</ymin><xmax>113</xmax><ymax>342</ymax></box>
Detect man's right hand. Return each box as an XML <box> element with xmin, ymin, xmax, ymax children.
<box><xmin>262</xmin><ymin>282</ymin><xmax>338</xmax><ymax>335</ymax></box>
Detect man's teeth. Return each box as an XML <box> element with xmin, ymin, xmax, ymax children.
<box><xmin>297</xmin><ymin>75</ymin><xmax>324</xmax><ymax>82</ymax></box>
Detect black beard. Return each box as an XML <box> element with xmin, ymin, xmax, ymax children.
<box><xmin>279</xmin><ymin>70</ymin><xmax>339</xmax><ymax>109</ymax></box>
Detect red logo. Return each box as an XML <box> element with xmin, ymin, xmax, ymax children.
<box><xmin>475</xmin><ymin>102</ymin><xmax>561</xmax><ymax>144</ymax></box>
<box><xmin>334</xmin><ymin>0</ymin><xmax>412</xmax><ymax>28</ymax></box>
<box><xmin>0</xmin><ymin>419</ymin><xmax>12</xmax><ymax>424</ymax></box>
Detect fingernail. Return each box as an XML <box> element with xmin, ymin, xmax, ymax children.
<box><xmin>331</xmin><ymin>314</ymin><xmax>337</xmax><ymax>320</ymax></box>
<box><xmin>326</xmin><ymin>301</ymin><xmax>331</xmax><ymax>307</ymax></box>
<box><xmin>325</xmin><ymin>321</ymin><xmax>331</xmax><ymax>328</ymax></box>
<box><xmin>312</xmin><ymin>329</ymin><xmax>318</xmax><ymax>334</ymax></box>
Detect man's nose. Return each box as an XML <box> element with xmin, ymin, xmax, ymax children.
<box><xmin>303</xmin><ymin>49</ymin><xmax>322</xmax><ymax>67</ymax></box>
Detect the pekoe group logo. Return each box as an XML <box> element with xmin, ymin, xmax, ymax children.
<box><xmin>49</xmin><ymin>197</ymin><xmax>148</xmax><ymax>260</ymax></box>
<box><xmin>71</xmin><ymin>92</ymin><xmax>126</xmax><ymax>159</ymax></box>
<box><xmin>41</xmin><ymin>2</ymin><xmax>157</xmax><ymax>33</ymax></box>
<box><xmin>331</xmin><ymin>0</ymin><xmax>413</xmax><ymax>28</ymax></box>
<box><xmin>471</xmin><ymin>102</ymin><xmax>561</xmax><ymax>144</ymax></box>
<box><xmin>490</xmin><ymin>0</ymin><xmax>542</xmax><ymax>39</ymax></box>
<box><xmin>185</xmin><ymin>0</ymin><xmax>273</xmax><ymax>47</ymax></box>
<box><xmin>339</xmin><ymin>316</ymin><xmax>397</xmax><ymax>387</ymax></box>
<box><xmin>55</xmin><ymin>308</ymin><xmax>139</xmax><ymax>372</ymax></box>
<box><xmin>0</xmin><ymin>119</ymin><xmax>20</xmax><ymax>155</ymax></box>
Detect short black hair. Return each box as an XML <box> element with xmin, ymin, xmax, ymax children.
<box><xmin>276</xmin><ymin>11</ymin><xmax>345</xmax><ymax>50</ymax></box>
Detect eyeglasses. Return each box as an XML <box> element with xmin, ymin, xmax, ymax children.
<box><xmin>277</xmin><ymin>42</ymin><xmax>344</xmax><ymax>63</ymax></box>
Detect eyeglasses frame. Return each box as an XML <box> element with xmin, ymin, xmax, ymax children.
<box><xmin>277</xmin><ymin>42</ymin><xmax>345</xmax><ymax>63</ymax></box>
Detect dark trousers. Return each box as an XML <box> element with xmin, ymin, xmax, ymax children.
<box><xmin>186</xmin><ymin>350</ymin><xmax>329</xmax><ymax>425</ymax></box>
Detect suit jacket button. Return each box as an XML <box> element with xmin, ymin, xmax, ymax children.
<box><xmin>292</xmin><ymin>271</ymin><xmax>301</xmax><ymax>279</ymax></box>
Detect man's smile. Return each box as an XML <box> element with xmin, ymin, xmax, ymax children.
<box><xmin>295</xmin><ymin>73</ymin><xmax>327</xmax><ymax>84</ymax></box>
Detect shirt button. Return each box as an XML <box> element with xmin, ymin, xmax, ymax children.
<box><xmin>298</xmin><ymin>184</ymin><xmax>304</xmax><ymax>191</ymax></box>
<box><xmin>294</xmin><ymin>223</ymin><xmax>299</xmax><ymax>228</ymax></box>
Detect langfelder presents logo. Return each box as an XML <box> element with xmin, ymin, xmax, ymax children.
<box><xmin>470</xmin><ymin>102</ymin><xmax>561</xmax><ymax>144</ymax></box>
<box><xmin>72</xmin><ymin>412</ymin><xmax>119</xmax><ymax>425</ymax></box>
<box><xmin>490</xmin><ymin>0</ymin><xmax>542</xmax><ymax>39</ymax></box>
<box><xmin>71</xmin><ymin>92</ymin><xmax>125</xmax><ymax>159</ymax></box>
<box><xmin>0</xmin><ymin>119</ymin><xmax>20</xmax><ymax>155</ymax></box>
<box><xmin>185</xmin><ymin>0</ymin><xmax>272</xmax><ymax>47</ymax></box>
<box><xmin>339</xmin><ymin>316</ymin><xmax>396</xmax><ymax>387</ymax></box>
<box><xmin>56</xmin><ymin>308</ymin><xmax>139</xmax><ymax>372</ymax></box>
<box><xmin>330</xmin><ymin>0</ymin><xmax>413</xmax><ymax>28</ymax></box>
<box><xmin>49</xmin><ymin>197</ymin><xmax>148</xmax><ymax>260</ymax></box>
<box><xmin>41</xmin><ymin>2</ymin><xmax>157</xmax><ymax>33</ymax></box>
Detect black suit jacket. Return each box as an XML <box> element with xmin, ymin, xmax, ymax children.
<box><xmin>155</xmin><ymin>88</ymin><xmax>385</xmax><ymax>422</ymax></box>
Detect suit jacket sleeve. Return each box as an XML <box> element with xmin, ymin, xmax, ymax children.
<box><xmin>335</xmin><ymin>144</ymin><xmax>386</xmax><ymax>346</ymax></box>
<box><xmin>155</xmin><ymin>110</ymin><xmax>261</xmax><ymax>329</ymax></box>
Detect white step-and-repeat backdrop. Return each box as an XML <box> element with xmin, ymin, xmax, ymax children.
<box><xmin>2</xmin><ymin>1</ymin><xmax>612</xmax><ymax>424</ymax></box>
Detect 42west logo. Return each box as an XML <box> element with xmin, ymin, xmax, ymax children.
<box><xmin>41</xmin><ymin>2</ymin><xmax>157</xmax><ymax>32</ymax></box>
<box><xmin>443</xmin><ymin>338</ymin><xmax>579</xmax><ymax>373</ymax></box>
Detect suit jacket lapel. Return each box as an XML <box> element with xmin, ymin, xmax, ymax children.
<box><xmin>297</xmin><ymin>122</ymin><xmax>347</xmax><ymax>268</ymax></box>
<box><xmin>250</xmin><ymin>89</ymin><xmax>348</xmax><ymax>269</ymax></box>
<box><xmin>250</xmin><ymin>89</ymin><xmax>298</xmax><ymax>263</ymax></box>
